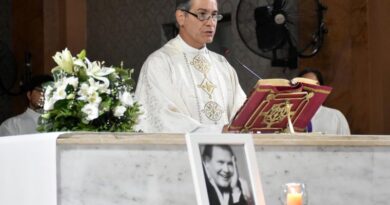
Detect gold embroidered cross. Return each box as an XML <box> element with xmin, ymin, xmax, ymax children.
<box><xmin>198</xmin><ymin>78</ymin><xmax>216</xmax><ymax>98</ymax></box>
<box><xmin>191</xmin><ymin>54</ymin><xmax>210</xmax><ymax>74</ymax></box>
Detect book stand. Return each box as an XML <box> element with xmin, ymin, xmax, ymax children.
<box><xmin>228</xmin><ymin>79</ymin><xmax>332</xmax><ymax>133</ymax></box>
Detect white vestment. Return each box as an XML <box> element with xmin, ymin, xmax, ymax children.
<box><xmin>311</xmin><ymin>105</ymin><xmax>351</xmax><ymax>135</ymax></box>
<box><xmin>0</xmin><ymin>108</ymin><xmax>41</xmax><ymax>136</ymax></box>
<box><xmin>135</xmin><ymin>35</ymin><xmax>246</xmax><ymax>133</ymax></box>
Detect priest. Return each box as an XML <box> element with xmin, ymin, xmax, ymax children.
<box><xmin>135</xmin><ymin>0</ymin><xmax>246</xmax><ymax>133</ymax></box>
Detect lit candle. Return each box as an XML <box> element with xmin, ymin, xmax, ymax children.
<box><xmin>287</xmin><ymin>192</ymin><xmax>302</xmax><ymax>205</ymax></box>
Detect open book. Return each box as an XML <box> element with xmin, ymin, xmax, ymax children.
<box><xmin>228</xmin><ymin>78</ymin><xmax>332</xmax><ymax>133</ymax></box>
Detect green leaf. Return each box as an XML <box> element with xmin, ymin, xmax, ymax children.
<box><xmin>77</xmin><ymin>50</ymin><xmax>86</xmax><ymax>60</ymax></box>
<box><xmin>78</xmin><ymin>67</ymin><xmax>88</xmax><ymax>82</ymax></box>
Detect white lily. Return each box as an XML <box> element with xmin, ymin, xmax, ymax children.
<box><xmin>77</xmin><ymin>82</ymin><xmax>90</xmax><ymax>101</ymax></box>
<box><xmin>77</xmin><ymin>78</ymin><xmax>102</xmax><ymax>104</ymax></box>
<box><xmin>119</xmin><ymin>91</ymin><xmax>134</xmax><ymax>107</ymax></box>
<box><xmin>87</xmin><ymin>92</ymin><xmax>102</xmax><ymax>104</ymax></box>
<box><xmin>43</xmin><ymin>97</ymin><xmax>56</xmax><ymax>111</ymax></box>
<box><xmin>88</xmin><ymin>76</ymin><xmax>110</xmax><ymax>94</ymax></box>
<box><xmin>81</xmin><ymin>103</ymin><xmax>99</xmax><ymax>121</ymax></box>
<box><xmin>85</xmin><ymin>59</ymin><xmax>115</xmax><ymax>88</ymax></box>
<box><xmin>53</xmin><ymin>84</ymin><xmax>67</xmax><ymax>101</ymax></box>
<box><xmin>113</xmin><ymin>105</ymin><xmax>127</xmax><ymax>117</ymax></box>
<box><xmin>44</xmin><ymin>85</ymin><xmax>54</xmax><ymax>100</ymax></box>
<box><xmin>43</xmin><ymin>85</ymin><xmax>56</xmax><ymax>111</ymax></box>
<box><xmin>64</xmin><ymin>76</ymin><xmax>79</xmax><ymax>89</ymax></box>
<box><xmin>52</xmin><ymin>48</ymin><xmax>74</xmax><ymax>74</ymax></box>
<box><xmin>73</xmin><ymin>58</ymin><xmax>86</xmax><ymax>68</ymax></box>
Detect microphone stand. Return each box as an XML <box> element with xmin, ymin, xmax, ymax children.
<box><xmin>224</xmin><ymin>49</ymin><xmax>262</xmax><ymax>80</ymax></box>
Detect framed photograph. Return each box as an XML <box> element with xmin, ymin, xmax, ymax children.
<box><xmin>185</xmin><ymin>133</ymin><xmax>266</xmax><ymax>205</ymax></box>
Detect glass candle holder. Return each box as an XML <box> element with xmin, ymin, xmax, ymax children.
<box><xmin>281</xmin><ymin>182</ymin><xmax>307</xmax><ymax>205</ymax></box>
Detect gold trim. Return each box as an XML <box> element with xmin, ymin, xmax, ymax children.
<box><xmin>256</xmin><ymin>88</ymin><xmax>275</xmax><ymax>93</ymax></box>
<box><xmin>243</xmin><ymin>93</ymin><xmax>307</xmax><ymax>131</ymax></box>
<box><xmin>303</xmin><ymin>86</ymin><xmax>331</xmax><ymax>94</ymax></box>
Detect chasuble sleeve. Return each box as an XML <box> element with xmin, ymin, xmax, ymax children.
<box><xmin>224</xmin><ymin>60</ymin><xmax>247</xmax><ymax>121</ymax></box>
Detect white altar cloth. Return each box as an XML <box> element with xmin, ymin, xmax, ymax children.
<box><xmin>0</xmin><ymin>132</ymin><xmax>63</xmax><ymax>205</ymax></box>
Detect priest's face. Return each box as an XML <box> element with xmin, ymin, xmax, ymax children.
<box><xmin>204</xmin><ymin>146</ymin><xmax>234</xmax><ymax>188</ymax></box>
<box><xmin>176</xmin><ymin>0</ymin><xmax>219</xmax><ymax>49</ymax></box>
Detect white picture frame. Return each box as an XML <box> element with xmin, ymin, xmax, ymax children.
<box><xmin>186</xmin><ymin>133</ymin><xmax>266</xmax><ymax>205</ymax></box>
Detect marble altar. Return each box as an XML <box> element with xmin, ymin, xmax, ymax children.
<box><xmin>57</xmin><ymin>133</ymin><xmax>390</xmax><ymax>205</ymax></box>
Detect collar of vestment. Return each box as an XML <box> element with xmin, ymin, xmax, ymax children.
<box><xmin>26</xmin><ymin>107</ymin><xmax>41</xmax><ymax>116</ymax></box>
<box><xmin>176</xmin><ymin>35</ymin><xmax>209</xmax><ymax>55</ymax></box>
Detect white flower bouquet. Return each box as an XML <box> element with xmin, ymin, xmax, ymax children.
<box><xmin>38</xmin><ymin>48</ymin><xmax>142</xmax><ymax>132</ymax></box>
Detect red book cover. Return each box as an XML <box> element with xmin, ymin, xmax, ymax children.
<box><xmin>228</xmin><ymin>79</ymin><xmax>332</xmax><ymax>133</ymax></box>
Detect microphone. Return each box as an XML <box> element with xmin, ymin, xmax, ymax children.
<box><xmin>224</xmin><ymin>49</ymin><xmax>262</xmax><ymax>80</ymax></box>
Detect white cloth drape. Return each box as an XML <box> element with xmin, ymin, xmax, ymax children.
<box><xmin>0</xmin><ymin>132</ymin><xmax>63</xmax><ymax>205</ymax></box>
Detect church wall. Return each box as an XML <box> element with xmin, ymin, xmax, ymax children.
<box><xmin>0</xmin><ymin>0</ymin><xmax>45</xmax><ymax>121</ymax></box>
<box><xmin>367</xmin><ymin>0</ymin><xmax>390</xmax><ymax>134</ymax></box>
<box><xmin>300</xmin><ymin>0</ymin><xmax>369</xmax><ymax>133</ymax></box>
<box><xmin>43</xmin><ymin>0</ymin><xmax>66</xmax><ymax>73</ymax></box>
<box><xmin>300</xmin><ymin>0</ymin><xmax>390</xmax><ymax>134</ymax></box>
<box><xmin>0</xmin><ymin>0</ymin><xmax>12</xmax><ymax>123</ymax></box>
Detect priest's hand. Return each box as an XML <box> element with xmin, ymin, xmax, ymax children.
<box><xmin>222</xmin><ymin>124</ymin><xmax>229</xmax><ymax>133</ymax></box>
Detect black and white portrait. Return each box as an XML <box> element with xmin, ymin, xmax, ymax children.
<box><xmin>201</xmin><ymin>144</ymin><xmax>253</xmax><ymax>205</ymax></box>
<box><xmin>186</xmin><ymin>134</ymin><xmax>265</xmax><ymax>205</ymax></box>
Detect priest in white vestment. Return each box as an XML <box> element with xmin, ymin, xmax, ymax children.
<box><xmin>135</xmin><ymin>0</ymin><xmax>246</xmax><ymax>133</ymax></box>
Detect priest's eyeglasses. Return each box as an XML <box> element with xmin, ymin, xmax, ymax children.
<box><xmin>181</xmin><ymin>10</ymin><xmax>223</xmax><ymax>21</ymax></box>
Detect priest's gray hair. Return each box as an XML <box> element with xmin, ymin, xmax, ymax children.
<box><xmin>176</xmin><ymin>0</ymin><xmax>191</xmax><ymax>10</ymax></box>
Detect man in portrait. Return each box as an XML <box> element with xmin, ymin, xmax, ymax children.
<box><xmin>202</xmin><ymin>145</ymin><xmax>252</xmax><ymax>205</ymax></box>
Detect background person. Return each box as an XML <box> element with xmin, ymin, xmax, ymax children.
<box><xmin>135</xmin><ymin>0</ymin><xmax>246</xmax><ymax>133</ymax></box>
<box><xmin>0</xmin><ymin>75</ymin><xmax>53</xmax><ymax>136</ymax></box>
<box><xmin>202</xmin><ymin>145</ymin><xmax>251</xmax><ymax>205</ymax></box>
<box><xmin>298</xmin><ymin>68</ymin><xmax>351</xmax><ymax>135</ymax></box>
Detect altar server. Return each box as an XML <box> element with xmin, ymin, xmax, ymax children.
<box><xmin>0</xmin><ymin>75</ymin><xmax>52</xmax><ymax>136</ymax></box>
<box><xmin>299</xmin><ymin>68</ymin><xmax>351</xmax><ymax>135</ymax></box>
